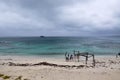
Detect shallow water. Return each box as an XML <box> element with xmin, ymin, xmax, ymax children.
<box><xmin>0</xmin><ymin>36</ymin><xmax>120</xmax><ymax>56</ymax></box>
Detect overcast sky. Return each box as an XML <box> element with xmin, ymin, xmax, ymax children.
<box><xmin>0</xmin><ymin>0</ymin><xmax>120</xmax><ymax>36</ymax></box>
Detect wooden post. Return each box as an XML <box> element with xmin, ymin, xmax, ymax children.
<box><xmin>93</xmin><ymin>54</ymin><xmax>95</xmax><ymax>67</ymax></box>
<box><xmin>73</xmin><ymin>50</ymin><xmax>76</xmax><ymax>61</ymax></box>
<box><xmin>77</xmin><ymin>51</ymin><xmax>79</xmax><ymax>62</ymax></box>
<box><xmin>85</xmin><ymin>55</ymin><xmax>88</xmax><ymax>66</ymax></box>
<box><xmin>65</xmin><ymin>52</ymin><xmax>67</xmax><ymax>61</ymax></box>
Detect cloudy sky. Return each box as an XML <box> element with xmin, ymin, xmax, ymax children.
<box><xmin>0</xmin><ymin>0</ymin><xmax>120</xmax><ymax>36</ymax></box>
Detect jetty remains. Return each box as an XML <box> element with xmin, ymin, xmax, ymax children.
<box><xmin>65</xmin><ymin>50</ymin><xmax>95</xmax><ymax>67</ymax></box>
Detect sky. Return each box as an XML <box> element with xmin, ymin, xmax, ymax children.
<box><xmin>0</xmin><ymin>0</ymin><xmax>120</xmax><ymax>36</ymax></box>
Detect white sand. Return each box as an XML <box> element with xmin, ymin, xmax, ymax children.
<box><xmin>0</xmin><ymin>55</ymin><xmax>120</xmax><ymax>80</ymax></box>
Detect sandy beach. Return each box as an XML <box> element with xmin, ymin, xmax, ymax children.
<box><xmin>0</xmin><ymin>55</ymin><xmax>120</xmax><ymax>80</ymax></box>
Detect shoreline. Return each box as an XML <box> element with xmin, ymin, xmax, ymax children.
<box><xmin>0</xmin><ymin>54</ymin><xmax>117</xmax><ymax>58</ymax></box>
<box><xmin>0</xmin><ymin>54</ymin><xmax>118</xmax><ymax>66</ymax></box>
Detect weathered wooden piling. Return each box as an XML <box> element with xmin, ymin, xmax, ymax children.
<box><xmin>93</xmin><ymin>54</ymin><xmax>95</xmax><ymax>67</ymax></box>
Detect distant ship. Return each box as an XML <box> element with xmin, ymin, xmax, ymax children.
<box><xmin>40</xmin><ymin>36</ymin><xmax>45</xmax><ymax>38</ymax></box>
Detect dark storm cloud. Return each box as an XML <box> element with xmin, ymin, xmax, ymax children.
<box><xmin>0</xmin><ymin>0</ymin><xmax>120</xmax><ymax>36</ymax></box>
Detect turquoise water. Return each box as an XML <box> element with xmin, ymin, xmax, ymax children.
<box><xmin>0</xmin><ymin>36</ymin><xmax>120</xmax><ymax>56</ymax></box>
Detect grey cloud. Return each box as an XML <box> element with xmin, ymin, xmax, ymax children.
<box><xmin>0</xmin><ymin>0</ymin><xmax>120</xmax><ymax>36</ymax></box>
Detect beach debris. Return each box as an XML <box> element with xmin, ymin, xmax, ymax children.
<box><xmin>3</xmin><ymin>75</ymin><xmax>11</xmax><ymax>79</ymax></box>
<box><xmin>8</xmin><ymin>62</ymin><xmax>31</xmax><ymax>66</ymax></box>
<box><xmin>31</xmin><ymin>62</ymin><xmax>85</xmax><ymax>68</ymax></box>
<box><xmin>0</xmin><ymin>73</ymin><xmax>30</xmax><ymax>80</ymax></box>
<box><xmin>0</xmin><ymin>74</ymin><xmax>4</xmax><ymax>77</ymax></box>
<box><xmin>0</xmin><ymin>74</ymin><xmax>11</xmax><ymax>80</ymax></box>
<box><xmin>4</xmin><ymin>61</ymin><xmax>85</xmax><ymax>68</ymax></box>
<box><xmin>0</xmin><ymin>73</ymin><xmax>11</xmax><ymax>79</ymax></box>
<box><xmin>23</xmin><ymin>79</ymin><xmax>30</xmax><ymax>80</ymax></box>
<box><xmin>15</xmin><ymin>76</ymin><xmax>22</xmax><ymax>80</ymax></box>
<box><xmin>14</xmin><ymin>76</ymin><xmax>30</xmax><ymax>80</ymax></box>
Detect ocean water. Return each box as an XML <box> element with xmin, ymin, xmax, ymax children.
<box><xmin>0</xmin><ymin>36</ymin><xmax>120</xmax><ymax>56</ymax></box>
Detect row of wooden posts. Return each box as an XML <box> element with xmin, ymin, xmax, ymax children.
<box><xmin>65</xmin><ymin>50</ymin><xmax>95</xmax><ymax>67</ymax></box>
<box><xmin>65</xmin><ymin>51</ymin><xmax>120</xmax><ymax>67</ymax></box>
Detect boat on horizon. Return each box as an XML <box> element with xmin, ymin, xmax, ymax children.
<box><xmin>40</xmin><ymin>36</ymin><xmax>45</xmax><ymax>38</ymax></box>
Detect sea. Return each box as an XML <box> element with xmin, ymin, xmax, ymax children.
<box><xmin>0</xmin><ymin>36</ymin><xmax>120</xmax><ymax>57</ymax></box>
